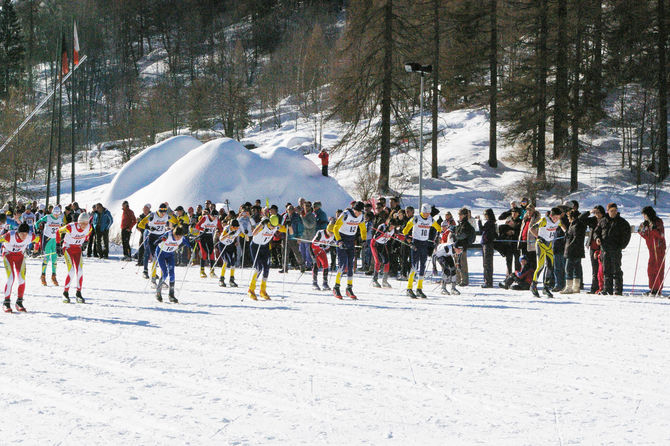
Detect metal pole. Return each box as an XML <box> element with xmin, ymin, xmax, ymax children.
<box><xmin>419</xmin><ymin>73</ymin><xmax>424</xmax><ymax>210</ymax></box>
<box><xmin>71</xmin><ymin>17</ymin><xmax>76</xmax><ymax>203</ymax></box>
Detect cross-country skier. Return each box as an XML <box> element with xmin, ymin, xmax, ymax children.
<box><xmin>370</xmin><ymin>219</ymin><xmax>397</xmax><ymax>289</ymax></box>
<box><xmin>1</xmin><ymin>223</ymin><xmax>39</xmax><ymax>312</ymax></box>
<box><xmin>311</xmin><ymin>224</ymin><xmax>335</xmax><ymax>291</ymax></box>
<box><xmin>248</xmin><ymin>214</ymin><xmax>286</xmax><ymax>300</ymax></box>
<box><xmin>57</xmin><ymin>212</ymin><xmax>93</xmax><ymax>303</ymax></box>
<box><xmin>332</xmin><ymin>201</ymin><xmax>367</xmax><ymax>299</ymax></box>
<box><xmin>402</xmin><ymin>203</ymin><xmax>441</xmax><ymax>299</ymax></box>
<box><xmin>433</xmin><ymin>236</ymin><xmax>462</xmax><ymax>295</ymax></box>
<box><xmin>218</xmin><ymin>219</ymin><xmax>246</xmax><ymax>287</ymax></box>
<box><xmin>152</xmin><ymin>225</ymin><xmax>190</xmax><ymax>303</ymax></box>
<box><xmin>195</xmin><ymin>208</ymin><xmax>223</xmax><ymax>278</ymax></box>
<box><xmin>35</xmin><ymin>205</ymin><xmax>63</xmax><ymax>286</ymax></box>
<box><xmin>137</xmin><ymin>203</ymin><xmax>172</xmax><ymax>279</ymax></box>
<box><xmin>529</xmin><ymin>207</ymin><xmax>562</xmax><ymax>298</ymax></box>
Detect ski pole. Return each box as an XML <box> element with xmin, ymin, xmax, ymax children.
<box><xmin>631</xmin><ymin>234</ymin><xmax>642</xmax><ymax>294</ymax></box>
<box><xmin>281</xmin><ymin>233</ymin><xmax>289</xmax><ymax>296</ymax></box>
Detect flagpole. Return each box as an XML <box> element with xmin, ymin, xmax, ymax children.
<box><xmin>70</xmin><ymin>17</ymin><xmax>76</xmax><ymax>202</ymax></box>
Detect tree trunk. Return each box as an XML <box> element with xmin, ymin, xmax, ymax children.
<box><xmin>488</xmin><ymin>0</ymin><xmax>498</xmax><ymax>168</ymax></box>
<box><xmin>658</xmin><ymin>0</ymin><xmax>669</xmax><ymax>179</ymax></box>
<box><xmin>431</xmin><ymin>0</ymin><xmax>440</xmax><ymax>178</ymax></box>
<box><xmin>570</xmin><ymin>6</ymin><xmax>583</xmax><ymax>193</ymax></box>
<box><xmin>554</xmin><ymin>0</ymin><xmax>568</xmax><ymax>159</ymax></box>
<box><xmin>378</xmin><ymin>0</ymin><xmax>393</xmax><ymax>193</ymax></box>
<box><xmin>537</xmin><ymin>0</ymin><xmax>548</xmax><ymax>180</ymax></box>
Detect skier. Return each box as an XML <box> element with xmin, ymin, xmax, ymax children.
<box><xmin>402</xmin><ymin>203</ymin><xmax>441</xmax><ymax>299</ymax></box>
<box><xmin>195</xmin><ymin>208</ymin><xmax>223</xmax><ymax>278</ymax></box>
<box><xmin>311</xmin><ymin>224</ymin><xmax>335</xmax><ymax>290</ymax></box>
<box><xmin>433</xmin><ymin>236</ymin><xmax>461</xmax><ymax>295</ymax></box>
<box><xmin>332</xmin><ymin>201</ymin><xmax>367</xmax><ymax>299</ymax></box>
<box><xmin>57</xmin><ymin>212</ymin><xmax>93</xmax><ymax>303</ymax></box>
<box><xmin>137</xmin><ymin>203</ymin><xmax>172</xmax><ymax>279</ymax></box>
<box><xmin>248</xmin><ymin>214</ymin><xmax>286</xmax><ymax>300</ymax></box>
<box><xmin>218</xmin><ymin>219</ymin><xmax>245</xmax><ymax>287</ymax></box>
<box><xmin>152</xmin><ymin>225</ymin><xmax>190</xmax><ymax>303</ymax></box>
<box><xmin>638</xmin><ymin>206</ymin><xmax>665</xmax><ymax>296</ymax></box>
<box><xmin>370</xmin><ymin>219</ymin><xmax>396</xmax><ymax>288</ymax></box>
<box><xmin>35</xmin><ymin>205</ymin><xmax>63</xmax><ymax>286</ymax></box>
<box><xmin>529</xmin><ymin>207</ymin><xmax>562</xmax><ymax>298</ymax></box>
<box><xmin>1</xmin><ymin>223</ymin><xmax>39</xmax><ymax>312</ymax></box>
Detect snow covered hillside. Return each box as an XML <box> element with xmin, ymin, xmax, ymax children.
<box><xmin>1</xmin><ymin>237</ymin><xmax>669</xmax><ymax>444</ymax></box>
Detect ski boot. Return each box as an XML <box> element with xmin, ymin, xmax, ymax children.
<box><xmin>40</xmin><ymin>274</ymin><xmax>47</xmax><ymax>286</ymax></box>
<box><xmin>3</xmin><ymin>299</ymin><xmax>12</xmax><ymax>313</ymax></box>
<box><xmin>51</xmin><ymin>274</ymin><xmax>59</xmax><ymax>286</ymax></box>
<box><xmin>530</xmin><ymin>282</ymin><xmax>540</xmax><ymax>298</ymax></box>
<box><xmin>415</xmin><ymin>288</ymin><xmax>427</xmax><ymax>299</ymax></box>
<box><xmin>381</xmin><ymin>274</ymin><xmax>392</xmax><ymax>288</ymax></box>
<box><xmin>371</xmin><ymin>278</ymin><xmax>382</xmax><ymax>288</ymax></box>
<box><xmin>321</xmin><ymin>282</ymin><xmax>331</xmax><ymax>291</ymax></box>
<box><xmin>406</xmin><ymin>288</ymin><xmax>417</xmax><ymax>299</ymax></box>
<box><xmin>542</xmin><ymin>286</ymin><xmax>554</xmax><ymax>298</ymax></box>
<box><xmin>62</xmin><ymin>291</ymin><xmax>71</xmax><ymax>303</ymax></box>
<box><xmin>200</xmin><ymin>267</ymin><xmax>207</xmax><ymax>278</ymax></box>
<box><xmin>247</xmin><ymin>289</ymin><xmax>258</xmax><ymax>301</ymax></box>
<box><xmin>151</xmin><ymin>276</ymin><xmax>157</xmax><ymax>288</ymax></box>
<box><xmin>333</xmin><ymin>285</ymin><xmax>343</xmax><ymax>299</ymax></box>
<box><xmin>345</xmin><ymin>285</ymin><xmax>357</xmax><ymax>300</ymax></box>
<box><xmin>260</xmin><ymin>290</ymin><xmax>271</xmax><ymax>300</ymax></box>
<box><xmin>15</xmin><ymin>299</ymin><xmax>26</xmax><ymax>312</ymax></box>
<box><xmin>229</xmin><ymin>277</ymin><xmax>238</xmax><ymax>287</ymax></box>
<box><xmin>168</xmin><ymin>284</ymin><xmax>178</xmax><ymax>303</ymax></box>
<box><xmin>450</xmin><ymin>283</ymin><xmax>460</xmax><ymax>295</ymax></box>
<box><xmin>219</xmin><ymin>277</ymin><xmax>226</xmax><ymax>287</ymax></box>
<box><xmin>155</xmin><ymin>288</ymin><xmax>163</xmax><ymax>302</ymax></box>
<box><xmin>75</xmin><ymin>290</ymin><xmax>85</xmax><ymax>303</ymax></box>
<box><xmin>441</xmin><ymin>281</ymin><xmax>450</xmax><ymax>295</ymax></box>
<box><xmin>312</xmin><ymin>282</ymin><xmax>321</xmax><ymax>291</ymax></box>
<box><xmin>209</xmin><ymin>269</ymin><xmax>216</xmax><ymax>278</ymax></box>
<box><xmin>142</xmin><ymin>270</ymin><xmax>149</xmax><ymax>279</ymax></box>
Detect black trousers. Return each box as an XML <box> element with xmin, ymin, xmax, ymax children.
<box><xmin>601</xmin><ymin>249</ymin><xmax>623</xmax><ymax>294</ymax></box>
<box><xmin>121</xmin><ymin>229</ymin><xmax>132</xmax><ymax>258</ymax></box>
<box><xmin>589</xmin><ymin>247</ymin><xmax>600</xmax><ymax>293</ymax></box>
<box><xmin>95</xmin><ymin>229</ymin><xmax>109</xmax><ymax>258</ymax></box>
<box><xmin>322</xmin><ymin>165</ymin><xmax>328</xmax><ymax>176</ymax></box>
<box><xmin>482</xmin><ymin>244</ymin><xmax>494</xmax><ymax>286</ymax></box>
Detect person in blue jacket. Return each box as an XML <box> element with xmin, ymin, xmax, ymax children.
<box><xmin>91</xmin><ymin>203</ymin><xmax>114</xmax><ymax>259</ymax></box>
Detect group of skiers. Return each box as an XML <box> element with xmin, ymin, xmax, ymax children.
<box><xmin>0</xmin><ymin>195</ymin><xmax>666</xmax><ymax>312</ymax></box>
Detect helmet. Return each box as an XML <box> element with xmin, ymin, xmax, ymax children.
<box><xmin>158</xmin><ymin>203</ymin><xmax>168</xmax><ymax>212</ymax></box>
<box><xmin>420</xmin><ymin>203</ymin><xmax>431</xmax><ymax>214</ymax></box>
<box><xmin>353</xmin><ymin>201</ymin><xmax>364</xmax><ymax>212</ymax></box>
<box><xmin>269</xmin><ymin>214</ymin><xmax>279</xmax><ymax>226</ymax></box>
<box><xmin>52</xmin><ymin>205</ymin><xmax>61</xmax><ymax>216</ymax></box>
<box><xmin>78</xmin><ymin>212</ymin><xmax>90</xmax><ymax>223</ymax></box>
<box><xmin>231</xmin><ymin>219</ymin><xmax>240</xmax><ymax>227</ymax></box>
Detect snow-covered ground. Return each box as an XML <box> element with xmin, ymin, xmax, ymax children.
<box><xmin>1</xmin><ymin>232</ymin><xmax>668</xmax><ymax>444</ymax></box>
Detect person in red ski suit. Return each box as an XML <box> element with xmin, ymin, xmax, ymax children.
<box><xmin>639</xmin><ymin>206</ymin><xmax>666</xmax><ymax>296</ymax></box>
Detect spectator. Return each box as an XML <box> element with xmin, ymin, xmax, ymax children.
<box><xmin>585</xmin><ymin>205</ymin><xmax>605</xmax><ymax>293</ymax></box>
<box><xmin>318</xmin><ymin>148</ymin><xmax>329</xmax><ymax>176</ymax></box>
<box><xmin>136</xmin><ymin>204</ymin><xmax>151</xmax><ymax>266</ymax></box>
<box><xmin>594</xmin><ymin>203</ymin><xmax>631</xmax><ymax>295</ymax></box>
<box><xmin>453</xmin><ymin>207</ymin><xmax>476</xmax><ymax>286</ymax></box>
<box><xmin>282</xmin><ymin>205</ymin><xmax>305</xmax><ymax>273</ymax></box>
<box><xmin>301</xmin><ymin>203</ymin><xmax>317</xmax><ymax>269</ymax></box>
<box><xmin>120</xmin><ymin>201</ymin><xmax>137</xmax><ymax>261</ymax></box>
<box><xmin>93</xmin><ymin>203</ymin><xmax>113</xmax><ymax>258</ymax></box>
<box><xmin>560</xmin><ymin>209</ymin><xmax>589</xmax><ymax>294</ymax></box>
<box><xmin>477</xmin><ymin>208</ymin><xmax>497</xmax><ymax>288</ymax></box>
<box><xmin>638</xmin><ymin>206</ymin><xmax>666</xmax><ymax>296</ymax></box>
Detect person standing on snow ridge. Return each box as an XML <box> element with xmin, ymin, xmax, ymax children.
<box><xmin>1</xmin><ymin>223</ymin><xmax>40</xmax><ymax>312</ymax></box>
<box><xmin>35</xmin><ymin>205</ymin><xmax>63</xmax><ymax>286</ymax></box>
<box><xmin>332</xmin><ymin>201</ymin><xmax>367</xmax><ymax>300</ymax></box>
<box><xmin>402</xmin><ymin>203</ymin><xmax>442</xmax><ymax>299</ymax></box>
<box><xmin>318</xmin><ymin>148</ymin><xmax>329</xmax><ymax>177</ymax></box>
<box><xmin>57</xmin><ymin>212</ymin><xmax>93</xmax><ymax>304</ymax></box>
<box><xmin>638</xmin><ymin>206</ymin><xmax>665</xmax><ymax>296</ymax></box>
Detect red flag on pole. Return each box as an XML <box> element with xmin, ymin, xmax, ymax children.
<box><xmin>73</xmin><ymin>22</ymin><xmax>80</xmax><ymax>66</ymax></box>
<box><xmin>61</xmin><ymin>34</ymin><xmax>69</xmax><ymax>77</ymax></box>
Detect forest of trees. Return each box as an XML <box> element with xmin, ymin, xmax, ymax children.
<box><xmin>0</xmin><ymin>0</ymin><xmax>668</xmax><ymax>200</ymax></box>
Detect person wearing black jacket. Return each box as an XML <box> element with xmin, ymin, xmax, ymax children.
<box><xmin>594</xmin><ymin>203</ymin><xmax>631</xmax><ymax>295</ymax></box>
<box><xmin>453</xmin><ymin>208</ymin><xmax>476</xmax><ymax>286</ymax></box>
<box><xmin>497</xmin><ymin>208</ymin><xmax>522</xmax><ymax>275</ymax></box>
<box><xmin>478</xmin><ymin>209</ymin><xmax>497</xmax><ymax>288</ymax></box>
<box><xmin>560</xmin><ymin>209</ymin><xmax>589</xmax><ymax>294</ymax></box>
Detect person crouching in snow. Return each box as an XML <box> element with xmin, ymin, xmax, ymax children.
<box><xmin>57</xmin><ymin>212</ymin><xmax>93</xmax><ymax>303</ymax></box>
<box><xmin>498</xmin><ymin>254</ymin><xmax>534</xmax><ymax>291</ymax></box>
<box><xmin>152</xmin><ymin>225</ymin><xmax>190</xmax><ymax>303</ymax></box>
<box><xmin>434</xmin><ymin>236</ymin><xmax>462</xmax><ymax>295</ymax></box>
<box><xmin>1</xmin><ymin>223</ymin><xmax>40</xmax><ymax>312</ymax></box>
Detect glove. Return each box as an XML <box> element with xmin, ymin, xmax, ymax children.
<box><xmin>338</xmin><ymin>240</ymin><xmax>345</xmax><ymax>249</ymax></box>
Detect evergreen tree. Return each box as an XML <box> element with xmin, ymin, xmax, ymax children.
<box><xmin>0</xmin><ymin>0</ymin><xmax>25</xmax><ymax>96</ymax></box>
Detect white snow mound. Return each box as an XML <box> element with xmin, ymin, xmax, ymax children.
<box><xmin>122</xmin><ymin>137</ymin><xmax>352</xmax><ymax>216</ymax></box>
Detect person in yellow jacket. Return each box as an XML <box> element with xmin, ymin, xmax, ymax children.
<box><xmin>248</xmin><ymin>215</ymin><xmax>286</xmax><ymax>300</ymax></box>
<box><xmin>529</xmin><ymin>207</ymin><xmax>562</xmax><ymax>298</ymax></box>
<box><xmin>402</xmin><ymin>203</ymin><xmax>441</xmax><ymax>299</ymax></box>
<box><xmin>332</xmin><ymin>201</ymin><xmax>366</xmax><ymax>299</ymax></box>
